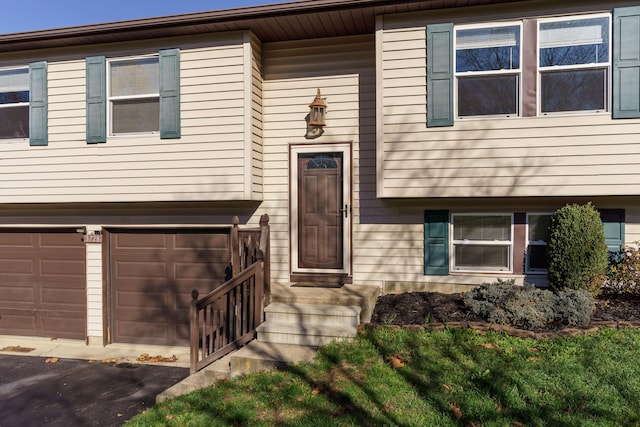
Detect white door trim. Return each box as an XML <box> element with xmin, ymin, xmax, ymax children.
<box><xmin>290</xmin><ymin>143</ymin><xmax>351</xmax><ymax>275</ymax></box>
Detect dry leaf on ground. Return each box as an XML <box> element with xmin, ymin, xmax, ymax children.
<box><xmin>450</xmin><ymin>401</ymin><xmax>463</xmax><ymax>419</ymax></box>
<box><xmin>389</xmin><ymin>356</ymin><xmax>405</xmax><ymax>368</ymax></box>
<box><xmin>136</xmin><ymin>353</ymin><xmax>177</xmax><ymax>363</ymax></box>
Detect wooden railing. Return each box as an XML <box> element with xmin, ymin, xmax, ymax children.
<box><xmin>189</xmin><ymin>214</ymin><xmax>270</xmax><ymax>374</ymax></box>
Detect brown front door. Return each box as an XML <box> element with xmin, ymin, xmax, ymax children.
<box><xmin>297</xmin><ymin>152</ymin><xmax>344</xmax><ymax>269</ymax></box>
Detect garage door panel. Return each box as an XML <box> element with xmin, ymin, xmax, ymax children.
<box><xmin>174</xmin><ymin>233</ymin><xmax>228</xmax><ymax>250</ymax></box>
<box><xmin>0</xmin><ymin>286</ymin><xmax>34</xmax><ymax>303</ymax></box>
<box><xmin>0</xmin><ymin>230</ymin><xmax>86</xmax><ymax>340</ymax></box>
<box><xmin>0</xmin><ymin>233</ymin><xmax>34</xmax><ymax>247</ymax></box>
<box><xmin>41</xmin><ymin>259</ymin><xmax>85</xmax><ymax>276</ymax></box>
<box><xmin>0</xmin><ymin>259</ymin><xmax>34</xmax><ymax>274</ymax></box>
<box><xmin>41</xmin><ymin>287</ymin><xmax>86</xmax><ymax>306</ymax></box>
<box><xmin>175</xmin><ymin>261</ymin><xmax>228</xmax><ymax>280</ymax></box>
<box><xmin>114</xmin><ymin>233</ymin><xmax>169</xmax><ymax>250</ymax></box>
<box><xmin>116</xmin><ymin>261</ymin><xmax>168</xmax><ymax>279</ymax></box>
<box><xmin>0</xmin><ymin>312</ymin><xmax>37</xmax><ymax>335</ymax></box>
<box><xmin>116</xmin><ymin>289</ymin><xmax>168</xmax><ymax>309</ymax></box>
<box><xmin>40</xmin><ymin>312</ymin><xmax>86</xmax><ymax>339</ymax></box>
<box><xmin>110</xmin><ymin>229</ymin><xmax>230</xmax><ymax>346</ymax></box>
<box><xmin>39</xmin><ymin>233</ymin><xmax>85</xmax><ymax>248</ymax></box>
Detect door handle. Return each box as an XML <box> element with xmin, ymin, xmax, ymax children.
<box><xmin>339</xmin><ymin>204</ymin><xmax>349</xmax><ymax>218</ymax></box>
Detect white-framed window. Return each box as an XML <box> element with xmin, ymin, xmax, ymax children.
<box><xmin>526</xmin><ymin>213</ymin><xmax>552</xmax><ymax>274</ymax></box>
<box><xmin>455</xmin><ymin>22</ymin><xmax>522</xmax><ymax>118</ymax></box>
<box><xmin>0</xmin><ymin>67</ymin><xmax>29</xmax><ymax>139</ymax></box>
<box><xmin>538</xmin><ymin>13</ymin><xmax>611</xmax><ymax>114</ymax></box>
<box><xmin>451</xmin><ymin>213</ymin><xmax>513</xmax><ymax>272</ymax></box>
<box><xmin>108</xmin><ymin>55</ymin><xmax>159</xmax><ymax>135</ymax></box>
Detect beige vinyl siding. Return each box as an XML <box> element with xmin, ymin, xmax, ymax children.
<box><xmin>261</xmin><ymin>35</ymin><xmax>375</xmax><ymax>283</ymax></box>
<box><xmin>250</xmin><ymin>33</ymin><xmax>264</xmax><ymax>200</ymax></box>
<box><xmin>377</xmin><ymin>10</ymin><xmax>640</xmax><ymax>199</ymax></box>
<box><xmin>86</xmin><ymin>230</ymin><xmax>103</xmax><ymax>339</ymax></box>
<box><xmin>0</xmin><ymin>31</ymin><xmax>263</xmax><ymax>204</ymax></box>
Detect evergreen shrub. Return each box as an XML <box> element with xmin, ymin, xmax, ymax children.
<box><xmin>464</xmin><ymin>279</ymin><xmax>594</xmax><ymax>330</ymax></box>
<box><xmin>547</xmin><ymin>202</ymin><xmax>608</xmax><ymax>294</ymax></box>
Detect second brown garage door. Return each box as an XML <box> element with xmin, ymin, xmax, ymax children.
<box><xmin>109</xmin><ymin>229</ymin><xmax>230</xmax><ymax>346</ymax></box>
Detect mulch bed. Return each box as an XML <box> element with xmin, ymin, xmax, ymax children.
<box><xmin>368</xmin><ymin>292</ymin><xmax>640</xmax><ymax>337</ymax></box>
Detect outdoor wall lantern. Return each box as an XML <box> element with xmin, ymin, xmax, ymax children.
<box><xmin>306</xmin><ymin>88</ymin><xmax>327</xmax><ymax>139</ymax></box>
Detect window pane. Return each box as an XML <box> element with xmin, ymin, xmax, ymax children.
<box><xmin>458</xmin><ymin>75</ymin><xmax>518</xmax><ymax>116</ymax></box>
<box><xmin>0</xmin><ymin>105</ymin><xmax>29</xmax><ymax>139</ymax></box>
<box><xmin>112</xmin><ymin>98</ymin><xmax>159</xmax><ymax>134</ymax></box>
<box><xmin>456</xmin><ymin>26</ymin><xmax>520</xmax><ymax>72</ymax></box>
<box><xmin>454</xmin><ymin>215</ymin><xmax>511</xmax><ymax>241</ymax></box>
<box><xmin>541</xmin><ymin>69</ymin><xmax>606</xmax><ymax>113</ymax></box>
<box><xmin>540</xmin><ymin>17</ymin><xmax>609</xmax><ymax>67</ymax></box>
<box><xmin>528</xmin><ymin>245</ymin><xmax>548</xmax><ymax>271</ymax></box>
<box><xmin>0</xmin><ymin>68</ymin><xmax>29</xmax><ymax>105</ymax></box>
<box><xmin>454</xmin><ymin>244</ymin><xmax>510</xmax><ymax>270</ymax></box>
<box><xmin>110</xmin><ymin>58</ymin><xmax>159</xmax><ymax>97</ymax></box>
<box><xmin>528</xmin><ymin>215</ymin><xmax>551</xmax><ymax>241</ymax></box>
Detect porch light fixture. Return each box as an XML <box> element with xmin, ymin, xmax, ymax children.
<box><xmin>306</xmin><ymin>88</ymin><xmax>327</xmax><ymax>139</ymax></box>
<box><xmin>309</xmin><ymin>89</ymin><xmax>327</xmax><ymax>127</ymax></box>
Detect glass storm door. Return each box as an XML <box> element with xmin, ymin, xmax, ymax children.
<box><xmin>291</xmin><ymin>145</ymin><xmax>350</xmax><ymax>274</ymax></box>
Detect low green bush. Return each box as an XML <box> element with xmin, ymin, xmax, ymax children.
<box><xmin>547</xmin><ymin>202</ymin><xmax>608</xmax><ymax>294</ymax></box>
<box><xmin>464</xmin><ymin>279</ymin><xmax>594</xmax><ymax>330</ymax></box>
<box><xmin>603</xmin><ymin>244</ymin><xmax>640</xmax><ymax>297</ymax></box>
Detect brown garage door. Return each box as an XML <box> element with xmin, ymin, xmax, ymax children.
<box><xmin>109</xmin><ymin>229</ymin><xmax>230</xmax><ymax>346</ymax></box>
<box><xmin>0</xmin><ymin>229</ymin><xmax>86</xmax><ymax>340</ymax></box>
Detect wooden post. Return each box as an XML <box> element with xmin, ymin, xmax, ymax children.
<box><xmin>189</xmin><ymin>289</ymin><xmax>200</xmax><ymax>375</ymax></box>
<box><xmin>255</xmin><ymin>250</ymin><xmax>264</xmax><ymax>326</ymax></box>
<box><xmin>259</xmin><ymin>214</ymin><xmax>270</xmax><ymax>304</ymax></box>
<box><xmin>231</xmin><ymin>216</ymin><xmax>240</xmax><ymax>277</ymax></box>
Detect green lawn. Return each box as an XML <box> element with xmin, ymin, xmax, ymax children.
<box><xmin>128</xmin><ymin>327</ymin><xmax>640</xmax><ymax>426</ymax></box>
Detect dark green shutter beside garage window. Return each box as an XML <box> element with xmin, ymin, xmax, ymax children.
<box><xmin>159</xmin><ymin>48</ymin><xmax>181</xmax><ymax>139</ymax></box>
<box><xmin>424</xmin><ymin>210</ymin><xmax>450</xmax><ymax>275</ymax></box>
<box><xmin>426</xmin><ymin>23</ymin><xmax>454</xmax><ymax>127</ymax></box>
<box><xmin>600</xmin><ymin>209</ymin><xmax>625</xmax><ymax>255</ymax></box>
<box><xmin>86</xmin><ymin>56</ymin><xmax>106</xmax><ymax>143</ymax></box>
<box><xmin>29</xmin><ymin>61</ymin><xmax>47</xmax><ymax>146</ymax></box>
<box><xmin>613</xmin><ymin>6</ymin><xmax>640</xmax><ymax>119</ymax></box>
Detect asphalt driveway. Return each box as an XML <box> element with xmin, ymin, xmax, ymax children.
<box><xmin>0</xmin><ymin>354</ymin><xmax>189</xmax><ymax>427</ymax></box>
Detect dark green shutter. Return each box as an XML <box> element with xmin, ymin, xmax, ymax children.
<box><xmin>424</xmin><ymin>210</ymin><xmax>449</xmax><ymax>275</ymax></box>
<box><xmin>29</xmin><ymin>61</ymin><xmax>47</xmax><ymax>146</ymax></box>
<box><xmin>159</xmin><ymin>48</ymin><xmax>181</xmax><ymax>139</ymax></box>
<box><xmin>426</xmin><ymin>23</ymin><xmax>454</xmax><ymax>127</ymax></box>
<box><xmin>613</xmin><ymin>6</ymin><xmax>640</xmax><ymax>119</ymax></box>
<box><xmin>86</xmin><ymin>56</ymin><xmax>106</xmax><ymax>144</ymax></box>
<box><xmin>600</xmin><ymin>209</ymin><xmax>625</xmax><ymax>254</ymax></box>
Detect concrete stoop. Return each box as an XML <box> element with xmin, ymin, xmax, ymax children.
<box><xmin>256</xmin><ymin>302</ymin><xmax>361</xmax><ymax>346</ymax></box>
<box><xmin>157</xmin><ymin>284</ymin><xmax>380</xmax><ymax>402</ymax></box>
<box><xmin>156</xmin><ymin>341</ymin><xmax>317</xmax><ymax>402</ymax></box>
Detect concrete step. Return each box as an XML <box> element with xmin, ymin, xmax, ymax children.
<box><xmin>156</xmin><ymin>356</ymin><xmax>230</xmax><ymax>402</ymax></box>
<box><xmin>229</xmin><ymin>341</ymin><xmax>317</xmax><ymax>378</ymax></box>
<box><xmin>156</xmin><ymin>341</ymin><xmax>317</xmax><ymax>402</ymax></box>
<box><xmin>270</xmin><ymin>283</ymin><xmax>380</xmax><ymax>323</ymax></box>
<box><xmin>256</xmin><ymin>321</ymin><xmax>358</xmax><ymax>346</ymax></box>
<box><xmin>265</xmin><ymin>302</ymin><xmax>361</xmax><ymax>328</ymax></box>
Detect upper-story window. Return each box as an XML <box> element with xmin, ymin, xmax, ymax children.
<box><xmin>0</xmin><ymin>68</ymin><xmax>29</xmax><ymax>139</ymax></box>
<box><xmin>108</xmin><ymin>56</ymin><xmax>160</xmax><ymax>135</ymax></box>
<box><xmin>455</xmin><ymin>23</ymin><xmax>521</xmax><ymax>118</ymax></box>
<box><xmin>538</xmin><ymin>14</ymin><xmax>610</xmax><ymax>114</ymax></box>
<box><xmin>426</xmin><ymin>9</ymin><xmax>634</xmax><ymax>128</ymax></box>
